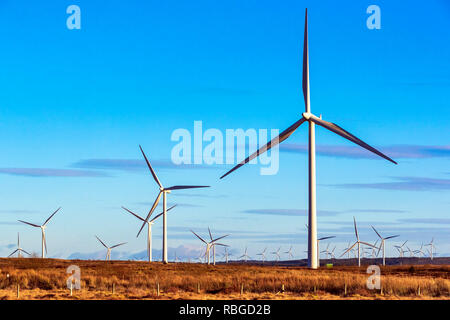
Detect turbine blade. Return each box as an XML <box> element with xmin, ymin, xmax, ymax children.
<box><xmin>371</xmin><ymin>226</ymin><xmax>382</xmax><ymax>239</ymax></box>
<box><xmin>111</xmin><ymin>242</ymin><xmax>127</xmax><ymax>249</ymax></box>
<box><xmin>353</xmin><ymin>217</ymin><xmax>359</xmax><ymax>241</ymax></box>
<box><xmin>137</xmin><ymin>191</ymin><xmax>162</xmax><ymax>237</ymax></box>
<box><xmin>18</xmin><ymin>220</ymin><xmax>40</xmax><ymax>228</ymax></box>
<box><xmin>139</xmin><ymin>145</ymin><xmax>163</xmax><ymax>188</ymax></box>
<box><xmin>302</xmin><ymin>8</ymin><xmax>310</xmax><ymax>112</ymax></box>
<box><xmin>191</xmin><ymin>230</ymin><xmax>207</xmax><ymax>244</ymax></box>
<box><xmin>43</xmin><ymin>207</ymin><xmax>61</xmax><ymax>226</ymax></box>
<box><xmin>165</xmin><ymin>185</ymin><xmax>210</xmax><ymax>191</ymax></box>
<box><xmin>360</xmin><ymin>241</ymin><xmax>376</xmax><ymax>248</ymax></box>
<box><xmin>214</xmin><ymin>243</ymin><xmax>229</xmax><ymax>247</ymax></box>
<box><xmin>149</xmin><ymin>205</ymin><xmax>176</xmax><ymax>223</ymax></box>
<box><xmin>208</xmin><ymin>227</ymin><xmax>213</xmax><ymax>241</ymax></box>
<box><xmin>220</xmin><ymin>118</ymin><xmax>307</xmax><ymax>179</ymax></box>
<box><xmin>95</xmin><ymin>235</ymin><xmax>108</xmax><ymax>249</ymax></box>
<box><xmin>212</xmin><ymin>234</ymin><xmax>229</xmax><ymax>243</ymax></box>
<box><xmin>340</xmin><ymin>242</ymin><xmax>357</xmax><ymax>257</ymax></box>
<box><xmin>318</xmin><ymin>236</ymin><xmax>335</xmax><ymax>241</ymax></box>
<box><xmin>8</xmin><ymin>249</ymin><xmax>19</xmax><ymax>257</ymax></box>
<box><xmin>310</xmin><ymin>116</ymin><xmax>397</xmax><ymax>164</ymax></box>
<box><xmin>385</xmin><ymin>235</ymin><xmax>400</xmax><ymax>240</ymax></box>
<box><xmin>22</xmin><ymin>249</ymin><xmax>31</xmax><ymax>256</ymax></box>
<box><xmin>122</xmin><ymin>207</ymin><xmax>146</xmax><ymax>222</ymax></box>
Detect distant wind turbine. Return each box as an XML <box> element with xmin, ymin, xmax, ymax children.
<box><xmin>340</xmin><ymin>217</ymin><xmax>376</xmax><ymax>267</ymax></box>
<box><xmin>317</xmin><ymin>236</ymin><xmax>335</xmax><ymax>266</ymax></box>
<box><xmin>191</xmin><ymin>229</ymin><xmax>228</xmax><ymax>265</ymax></box>
<box><xmin>239</xmin><ymin>247</ymin><xmax>251</xmax><ymax>262</ymax></box>
<box><xmin>95</xmin><ymin>236</ymin><xmax>127</xmax><ymax>261</ymax></box>
<box><xmin>371</xmin><ymin>226</ymin><xmax>399</xmax><ymax>266</ymax></box>
<box><xmin>137</xmin><ymin>145</ymin><xmax>209</xmax><ymax>263</ymax></box>
<box><xmin>271</xmin><ymin>247</ymin><xmax>281</xmax><ymax>262</ymax></box>
<box><xmin>18</xmin><ymin>207</ymin><xmax>61</xmax><ymax>258</ymax></box>
<box><xmin>284</xmin><ymin>246</ymin><xmax>294</xmax><ymax>259</ymax></box>
<box><xmin>8</xmin><ymin>233</ymin><xmax>30</xmax><ymax>258</ymax></box>
<box><xmin>426</xmin><ymin>238</ymin><xmax>436</xmax><ymax>261</ymax></box>
<box><xmin>257</xmin><ymin>247</ymin><xmax>267</xmax><ymax>263</ymax></box>
<box><xmin>122</xmin><ymin>205</ymin><xmax>176</xmax><ymax>262</ymax></box>
<box><xmin>219</xmin><ymin>9</ymin><xmax>397</xmax><ymax>269</ymax></box>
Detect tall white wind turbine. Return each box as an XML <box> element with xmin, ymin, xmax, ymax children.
<box><xmin>18</xmin><ymin>207</ymin><xmax>61</xmax><ymax>259</ymax></box>
<box><xmin>340</xmin><ymin>217</ymin><xmax>376</xmax><ymax>267</ymax></box>
<box><xmin>191</xmin><ymin>229</ymin><xmax>229</xmax><ymax>265</ymax></box>
<box><xmin>8</xmin><ymin>233</ymin><xmax>31</xmax><ymax>258</ymax></box>
<box><xmin>371</xmin><ymin>226</ymin><xmax>399</xmax><ymax>266</ymax></box>
<box><xmin>95</xmin><ymin>236</ymin><xmax>127</xmax><ymax>261</ymax></box>
<box><xmin>219</xmin><ymin>9</ymin><xmax>397</xmax><ymax>269</ymax></box>
<box><xmin>122</xmin><ymin>205</ymin><xmax>176</xmax><ymax>262</ymax></box>
<box><xmin>137</xmin><ymin>145</ymin><xmax>209</xmax><ymax>264</ymax></box>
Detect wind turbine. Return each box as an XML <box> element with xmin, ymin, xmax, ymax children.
<box><xmin>257</xmin><ymin>247</ymin><xmax>267</xmax><ymax>263</ymax></box>
<box><xmin>191</xmin><ymin>229</ymin><xmax>228</xmax><ymax>265</ymax></box>
<box><xmin>18</xmin><ymin>207</ymin><xmax>61</xmax><ymax>258</ymax></box>
<box><xmin>426</xmin><ymin>238</ymin><xmax>435</xmax><ymax>261</ymax></box>
<box><xmin>222</xmin><ymin>247</ymin><xmax>231</xmax><ymax>263</ymax></box>
<box><xmin>239</xmin><ymin>247</ymin><xmax>251</xmax><ymax>262</ymax></box>
<box><xmin>394</xmin><ymin>240</ymin><xmax>408</xmax><ymax>259</ymax></box>
<box><xmin>271</xmin><ymin>247</ymin><xmax>281</xmax><ymax>262</ymax></box>
<box><xmin>122</xmin><ymin>205</ymin><xmax>176</xmax><ymax>262</ymax></box>
<box><xmin>371</xmin><ymin>226</ymin><xmax>399</xmax><ymax>266</ymax></box>
<box><xmin>137</xmin><ymin>145</ymin><xmax>209</xmax><ymax>264</ymax></box>
<box><xmin>284</xmin><ymin>246</ymin><xmax>294</xmax><ymax>259</ymax></box>
<box><xmin>207</xmin><ymin>228</ymin><xmax>228</xmax><ymax>265</ymax></box>
<box><xmin>414</xmin><ymin>243</ymin><xmax>426</xmax><ymax>258</ymax></box>
<box><xmin>317</xmin><ymin>236</ymin><xmax>335</xmax><ymax>266</ymax></box>
<box><xmin>219</xmin><ymin>9</ymin><xmax>397</xmax><ymax>269</ymax></box>
<box><xmin>8</xmin><ymin>233</ymin><xmax>30</xmax><ymax>258</ymax></box>
<box><xmin>321</xmin><ymin>243</ymin><xmax>331</xmax><ymax>259</ymax></box>
<box><xmin>340</xmin><ymin>217</ymin><xmax>376</xmax><ymax>267</ymax></box>
<box><xmin>95</xmin><ymin>236</ymin><xmax>127</xmax><ymax>261</ymax></box>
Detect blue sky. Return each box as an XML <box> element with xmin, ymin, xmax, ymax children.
<box><xmin>0</xmin><ymin>0</ymin><xmax>449</xmax><ymax>260</ymax></box>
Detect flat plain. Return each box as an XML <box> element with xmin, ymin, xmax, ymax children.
<box><xmin>0</xmin><ymin>258</ymin><xmax>448</xmax><ymax>300</ymax></box>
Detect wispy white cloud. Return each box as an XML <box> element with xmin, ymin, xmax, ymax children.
<box><xmin>0</xmin><ymin>168</ymin><xmax>108</xmax><ymax>177</ymax></box>
<box><xmin>281</xmin><ymin>144</ymin><xmax>450</xmax><ymax>160</ymax></box>
<box><xmin>329</xmin><ymin>176</ymin><xmax>450</xmax><ymax>191</ymax></box>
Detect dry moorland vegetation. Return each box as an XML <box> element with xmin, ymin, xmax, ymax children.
<box><xmin>0</xmin><ymin>258</ymin><xmax>449</xmax><ymax>300</ymax></box>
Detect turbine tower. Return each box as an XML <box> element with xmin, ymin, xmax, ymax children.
<box><xmin>122</xmin><ymin>205</ymin><xmax>176</xmax><ymax>262</ymax></box>
<box><xmin>219</xmin><ymin>9</ymin><xmax>397</xmax><ymax>269</ymax></box>
<box><xmin>95</xmin><ymin>236</ymin><xmax>127</xmax><ymax>261</ymax></box>
<box><xmin>8</xmin><ymin>233</ymin><xmax>31</xmax><ymax>258</ymax></box>
<box><xmin>18</xmin><ymin>207</ymin><xmax>61</xmax><ymax>258</ymax></box>
<box><xmin>137</xmin><ymin>145</ymin><xmax>209</xmax><ymax>264</ymax></box>
<box><xmin>340</xmin><ymin>217</ymin><xmax>376</xmax><ymax>267</ymax></box>
<box><xmin>371</xmin><ymin>226</ymin><xmax>399</xmax><ymax>266</ymax></box>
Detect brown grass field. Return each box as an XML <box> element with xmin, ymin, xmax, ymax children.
<box><xmin>0</xmin><ymin>258</ymin><xmax>449</xmax><ymax>300</ymax></box>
